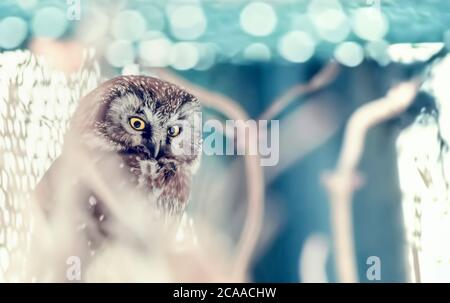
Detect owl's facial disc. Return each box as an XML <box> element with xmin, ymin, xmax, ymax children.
<box><xmin>101</xmin><ymin>81</ymin><xmax>200</xmax><ymax>164</ymax></box>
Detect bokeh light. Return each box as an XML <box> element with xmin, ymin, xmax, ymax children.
<box><xmin>141</xmin><ymin>4</ymin><xmax>165</xmax><ymax>32</ymax></box>
<box><xmin>17</xmin><ymin>0</ymin><xmax>37</xmax><ymax>11</ymax></box>
<box><xmin>308</xmin><ymin>0</ymin><xmax>349</xmax><ymax>43</ymax></box>
<box><xmin>366</xmin><ymin>40</ymin><xmax>391</xmax><ymax>66</ymax></box>
<box><xmin>139</xmin><ymin>33</ymin><xmax>172</xmax><ymax>67</ymax></box>
<box><xmin>243</xmin><ymin>43</ymin><xmax>271</xmax><ymax>61</ymax></box>
<box><xmin>112</xmin><ymin>10</ymin><xmax>147</xmax><ymax>42</ymax></box>
<box><xmin>240</xmin><ymin>2</ymin><xmax>277</xmax><ymax>37</ymax></box>
<box><xmin>168</xmin><ymin>5</ymin><xmax>207</xmax><ymax>40</ymax></box>
<box><xmin>0</xmin><ymin>17</ymin><xmax>28</xmax><ymax>49</ymax></box>
<box><xmin>334</xmin><ymin>42</ymin><xmax>364</xmax><ymax>67</ymax></box>
<box><xmin>121</xmin><ymin>63</ymin><xmax>140</xmax><ymax>76</ymax></box>
<box><xmin>352</xmin><ymin>8</ymin><xmax>389</xmax><ymax>41</ymax></box>
<box><xmin>106</xmin><ymin>40</ymin><xmax>135</xmax><ymax>68</ymax></box>
<box><xmin>76</xmin><ymin>8</ymin><xmax>109</xmax><ymax>44</ymax></box>
<box><xmin>31</xmin><ymin>7</ymin><xmax>68</xmax><ymax>39</ymax></box>
<box><xmin>169</xmin><ymin>42</ymin><xmax>199</xmax><ymax>70</ymax></box>
<box><xmin>278</xmin><ymin>31</ymin><xmax>315</xmax><ymax>63</ymax></box>
<box><xmin>194</xmin><ymin>43</ymin><xmax>217</xmax><ymax>71</ymax></box>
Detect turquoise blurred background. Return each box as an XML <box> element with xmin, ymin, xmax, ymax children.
<box><xmin>1</xmin><ymin>0</ymin><xmax>449</xmax><ymax>282</ymax></box>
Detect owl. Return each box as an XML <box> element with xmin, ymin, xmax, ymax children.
<box><xmin>34</xmin><ymin>75</ymin><xmax>202</xmax><ymax>242</ymax></box>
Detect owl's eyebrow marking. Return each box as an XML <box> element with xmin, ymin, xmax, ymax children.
<box><xmin>132</xmin><ymin>89</ymin><xmax>145</xmax><ymax>101</ymax></box>
<box><xmin>154</xmin><ymin>100</ymin><xmax>162</xmax><ymax>110</ymax></box>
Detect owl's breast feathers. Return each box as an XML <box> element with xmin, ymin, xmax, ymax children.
<box><xmin>124</xmin><ymin>154</ymin><xmax>192</xmax><ymax>214</ymax></box>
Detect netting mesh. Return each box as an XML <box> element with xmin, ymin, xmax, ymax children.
<box><xmin>0</xmin><ymin>50</ymin><xmax>100</xmax><ymax>282</ymax></box>
<box><xmin>396</xmin><ymin>55</ymin><xmax>450</xmax><ymax>282</ymax></box>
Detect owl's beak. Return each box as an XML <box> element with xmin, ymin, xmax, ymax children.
<box><xmin>152</xmin><ymin>140</ymin><xmax>161</xmax><ymax>159</ymax></box>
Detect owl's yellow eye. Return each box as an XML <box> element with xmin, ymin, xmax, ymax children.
<box><xmin>167</xmin><ymin>125</ymin><xmax>181</xmax><ymax>137</ymax></box>
<box><xmin>129</xmin><ymin>117</ymin><xmax>146</xmax><ymax>131</ymax></box>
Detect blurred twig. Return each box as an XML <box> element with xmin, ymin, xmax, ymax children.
<box><xmin>260</xmin><ymin>62</ymin><xmax>340</xmax><ymax>121</ymax></box>
<box><xmin>259</xmin><ymin>62</ymin><xmax>342</xmax><ymax>183</ymax></box>
<box><xmin>265</xmin><ymin>95</ymin><xmax>343</xmax><ymax>183</ymax></box>
<box><xmin>322</xmin><ymin>80</ymin><xmax>420</xmax><ymax>283</ymax></box>
<box><xmin>155</xmin><ymin>68</ymin><xmax>265</xmax><ymax>281</ymax></box>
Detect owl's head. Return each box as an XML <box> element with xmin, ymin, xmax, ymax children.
<box><xmin>72</xmin><ymin>75</ymin><xmax>202</xmax><ymax>166</ymax></box>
